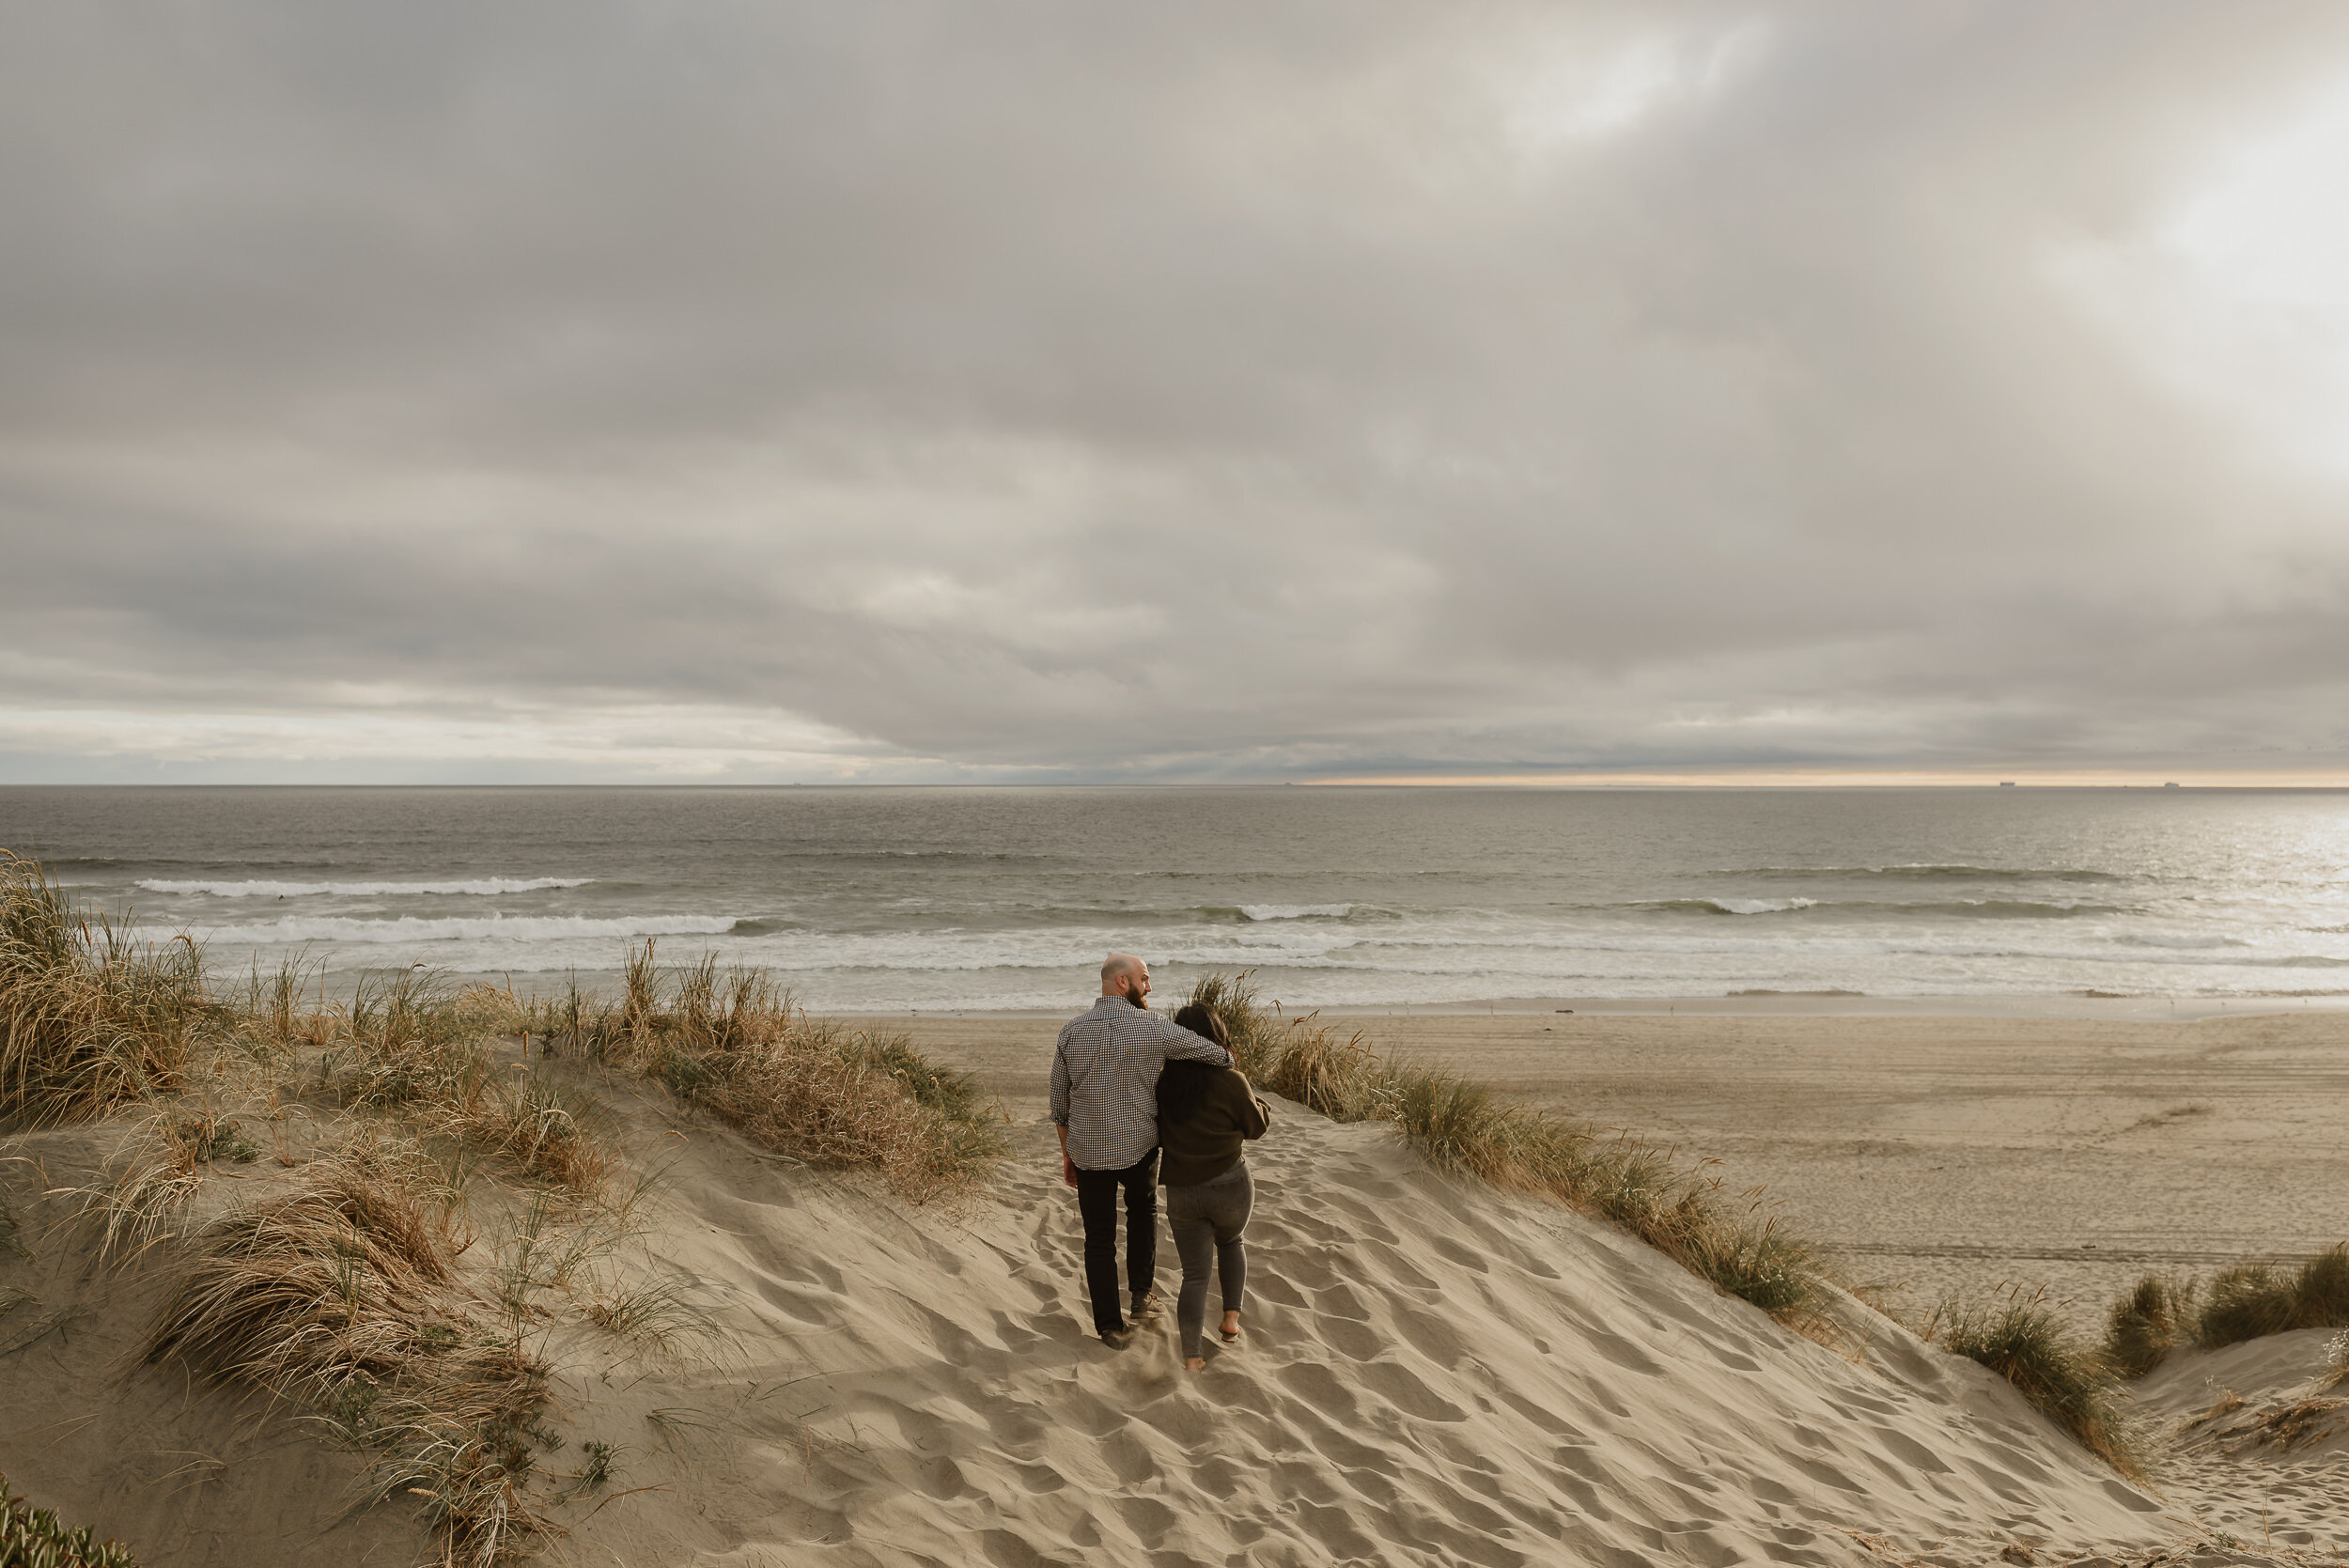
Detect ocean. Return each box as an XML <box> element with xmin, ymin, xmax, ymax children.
<box><xmin>6</xmin><ymin>785</ymin><xmax>2349</xmax><ymax>1011</ymax></box>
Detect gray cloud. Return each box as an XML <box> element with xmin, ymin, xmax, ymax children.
<box><xmin>6</xmin><ymin>2</ymin><xmax>2349</xmax><ymax>782</ymax></box>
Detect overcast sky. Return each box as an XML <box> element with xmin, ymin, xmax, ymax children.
<box><xmin>6</xmin><ymin>3</ymin><xmax>2349</xmax><ymax>784</ymax></box>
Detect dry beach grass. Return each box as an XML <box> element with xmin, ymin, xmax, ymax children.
<box><xmin>521</xmin><ymin>946</ymin><xmax>1004</xmax><ymax>1203</ymax></box>
<box><xmin>0</xmin><ymin>850</ymin><xmax>215</xmax><ymax>1126</ymax></box>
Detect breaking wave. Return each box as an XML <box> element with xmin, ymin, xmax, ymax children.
<box><xmin>196</xmin><ymin>913</ymin><xmax>739</xmax><ymax>945</ymax></box>
<box><xmin>1641</xmin><ymin>897</ymin><xmax>2106</xmax><ymax>919</ymax></box>
<box><xmin>1719</xmin><ymin>864</ymin><xmax>2124</xmax><ymax>883</ymax></box>
<box><xmin>141</xmin><ymin>877</ymin><xmax>592</xmax><ymax>898</ymax></box>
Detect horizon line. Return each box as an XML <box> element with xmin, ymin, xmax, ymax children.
<box><xmin>7</xmin><ymin>772</ymin><xmax>2349</xmax><ymax>790</ymax></box>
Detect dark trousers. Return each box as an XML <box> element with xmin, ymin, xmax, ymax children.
<box><xmin>1167</xmin><ymin>1161</ymin><xmax>1252</xmax><ymax>1359</ymax></box>
<box><xmin>1074</xmin><ymin>1149</ymin><xmax>1159</xmax><ymax>1333</ymax></box>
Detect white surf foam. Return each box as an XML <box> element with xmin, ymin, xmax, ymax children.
<box><xmin>142</xmin><ymin>877</ymin><xmax>592</xmax><ymax>898</ymax></box>
<box><xmin>199</xmin><ymin>913</ymin><xmax>735</xmax><ymax>945</ymax></box>
<box><xmin>1239</xmin><ymin>903</ymin><xmax>1355</xmax><ymax>921</ymax></box>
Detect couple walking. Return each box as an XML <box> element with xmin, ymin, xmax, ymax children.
<box><xmin>1050</xmin><ymin>954</ymin><xmax>1270</xmax><ymax>1366</ymax></box>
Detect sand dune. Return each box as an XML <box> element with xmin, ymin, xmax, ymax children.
<box><xmin>2129</xmin><ymin>1329</ymin><xmax>2347</xmax><ymax>1560</ymax></box>
<box><xmin>5</xmin><ymin>1043</ymin><xmax>2330</xmax><ymax>1566</ymax></box>
<box><xmin>547</xmin><ymin>1102</ymin><xmax>2170</xmax><ymax>1566</ymax></box>
<box><xmin>3</xmin><ymin>1084</ymin><xmax>2163</xmax><ymax>1566</ymax></box>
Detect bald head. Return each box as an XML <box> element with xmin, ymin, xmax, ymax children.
<box><xmin>1100</xmin><ymin>952</ymin><xmax>1150</xmax><ymax>1006</ymax></box>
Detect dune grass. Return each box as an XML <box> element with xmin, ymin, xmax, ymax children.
<box><xmin>143</xmin><ymin>1136</ymin><xmax>466</xmax><ymax>1388</ymax></box>
<box><xmin>142</xmin><ymin>1132</ymin><xmax>556</xmax><ymax>1565</ymax></box>
<box><xmin>326</xmin><ymin>968</ymin><xmax>499</xmax><ymax>1114</ymax></box>
<box><xmin>2101</xmin><ymin>1272</ymin><xmax>2197</xmax><ymax>1379</ymax></box>
<box><xmin>307</xmin><ymin>970</ymin><xmax>614</xmax><ymax>1203</ymax></box>
<box><xmin>1925</xmin><ymin>1284</ymin><xmax>2141</xmax><ymax>1479</ymax></box>
<box><xmin>1189</xmin><ymin>973</ymin><xmax>1839</xmax><ymax>1333</ymax></box>
<box><xmin>74</xmin><ymin>1106</ymin><xmax>278</xmax><ymax>1267</ymax></box>
<box><xmin>525</xmin><ymin>948</ymin><xmax>1003</xmax><ymax>1203</ymax></box>
<box><xmin>2099</xmin><ymin>1244</ymin><xmax>2349</xmax><ymax>1375</ymax></box>
<box><xmin>2198</xmin><ymin>1245</ymin><xmax>2349</xmax><ymax>1347</ymax></box>
<box><xmin>0</xmin><ymin>1474</ymin><xmax>139</xmax><ymax>1568</ymax></box>
<box><xmin>0</xmin><ymin>851</ymin><xmax>218</xmax><ymax>1126</ymax></box>
<box><xmin>236</xmin><ymin>951</ymin><xmax>336</xmax><ymax>1053</ymax></box>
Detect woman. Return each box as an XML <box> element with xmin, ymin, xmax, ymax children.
<box><xmin>1159</xmin><ymin>1003</ymin><xmax>1271</xmax><ymax>1372</ymax></box>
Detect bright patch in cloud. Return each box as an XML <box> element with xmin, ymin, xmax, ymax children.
<box><xmin>1501</xmin><ymin>21</ymin><xmax>1766</xmax><ymax>151</ymax></box>
<box><xmin>2055</xmin><ymin>75</ymin><xmax>2349</xmax><ymax>479</ymax></box>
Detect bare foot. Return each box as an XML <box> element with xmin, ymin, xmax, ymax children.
<box><xmin>1220</xmin><ymin>1312</ymin><xmax>1241</xmax><ymax>1342</ymax></box>
<box><xmin>1185</xmin><ymin>1356</ymin><xmax>1206</xmax><ymax>1373</ymax></box>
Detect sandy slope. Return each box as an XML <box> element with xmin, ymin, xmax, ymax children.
<box><xmin>533</xmin><ymin>1085</ymin><xmax>2176</xmax><ymax>1566</ymax></box>
<box><xmin>2128</xmin><ymin>1329</ymin><xmax>2348</xmax><ymax>1561</ymax></box>
<box><xmin>0</xmin><ymin>1059</ymin><xmax>2289</xmax><ymax>1568</ymax></box>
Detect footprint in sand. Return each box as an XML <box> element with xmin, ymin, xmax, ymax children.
<box><xmin>1313</xmin><ymin>1279</ymin><xmax>1375</xmax><ymax>1320</ymax></box>
<box><xmin>1395</xmin><ymin>1304</ymin><xmax>1470</xmax><ymax>1364</ymax></box>
<box><xmin>1095</xmin><ymin>1428</ymin><xmax>1159</xmax><ymax>1486</ymax></box>
<box><xmin>1318</xmin><ymin>1313</ymin><xmax>1386</xmax><ymax>1360</ymax></box>
<box><xmin>1007</xmin><ymin>1460</ymin><xmax>1064</xmax><ymax>1493</ymax></box>
<box><xmin>1112</xmin><ymin>1494</ymin><xmax>1179</xmax><ymax>1547</ymax></box>
<box><xmin>1360</xmin><ymin>1358</ymin><xmax>1470</xmax><ymax>1421</ymax></box>
<box><xmin>1277</xmin><ymin>1359</ymin><xmax>1361</xmax><ymax>1420</ymax></box>
<box><xmin>747</xmin><ymin>1274</ymin><xmax>842</xmax><ymax>1327</ymax></box>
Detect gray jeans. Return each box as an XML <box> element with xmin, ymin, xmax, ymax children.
<box><xmin>1165</xmin><ymin>1160</ymin><xmax>1252</xmax><ymax>1359</ymax></box>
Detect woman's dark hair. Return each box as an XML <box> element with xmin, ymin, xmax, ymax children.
<box><xmin>1159</xmin><ymin>1004</ymin><xmax>1231</xmax><ymax>1126</ymax></box>
<box><xmin>1172</xmin><ymin>1003</ymin><xmax>1229</xmax><ymax>1048</ymax></box>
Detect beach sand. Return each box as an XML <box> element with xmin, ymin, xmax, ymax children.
<box><xmin>0</xmin><ymin>1069</ymin><xmax>2174</xmax><ymax>1568</ymax></box>
<box><xmin>2</xmin><ymin>1006</ymin><xmax>2341</xmax><ymax>1566</ymax></box>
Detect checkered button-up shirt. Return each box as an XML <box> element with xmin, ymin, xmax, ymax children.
<box><xmin>1050</xmin><ymin>997</ymin><xmax>1232</xmax><ymax>1172</ymax></box>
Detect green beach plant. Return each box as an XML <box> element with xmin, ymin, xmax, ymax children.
<box><xmin>560</xmin><ymin>1439</ymin><xmax>621</xmax><ymax>1501</ymax></box>
<box><xmin>0</xmin><ymin>1475</ymin><xmax>139</xmax><ymax>1568</ymax></box>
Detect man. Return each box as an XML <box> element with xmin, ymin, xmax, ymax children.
<box><xmin>1050</xmin><ymin>953</ymin><xmax>1232</xmax><ymax>1347</ymax></box>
